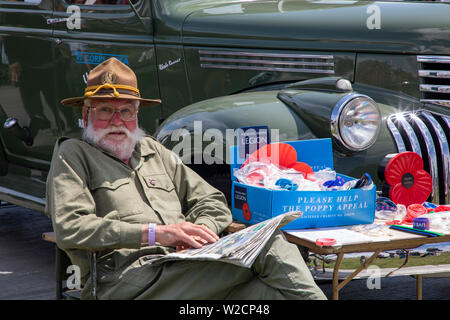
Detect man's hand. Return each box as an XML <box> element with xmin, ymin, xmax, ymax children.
<box><xmin>175</xmin><ymin>235</ymin><xmax>210</xmax><ymax>252</ymax></box>
<box><xmin>142</xmin><ymin>222</ymin><xmax>219</xmax><ymax>249</ymax></box>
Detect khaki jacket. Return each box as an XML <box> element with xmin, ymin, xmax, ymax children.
<box><xmin>45</xmin><ymin>136</ymin><xmax>232</xmax><ymax>284</ymax></box>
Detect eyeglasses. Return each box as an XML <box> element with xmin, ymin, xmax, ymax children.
<box><xmin>89</xmin><ymin>103</ymin><xmax>138</xmax><ymax>121</ymax></box>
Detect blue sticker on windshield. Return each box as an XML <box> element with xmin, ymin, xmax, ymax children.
<box><xmin>75</xmin><ymin>51</ymin><xmax>129</xmax><ymax>65</ymax></box>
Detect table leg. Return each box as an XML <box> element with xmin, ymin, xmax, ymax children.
<box><xmin>416</xmin><ymin>275</ymin><xmax>422</xmax><ymax>300</ymax></box>
<box><xmin>332</xmin><ymin>249</ymin><xmax>381</xmax><ymax>300</ymax></box>
<box><xmin>332</xmin><ymin>253</ymin><xmax>344</xmax><ymax>300</ymax></box>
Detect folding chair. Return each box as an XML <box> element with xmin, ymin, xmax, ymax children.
<box><xmin>43</xmin><ymin>232</ymin><xmax>97</xmax><ymax>300</ymax></box>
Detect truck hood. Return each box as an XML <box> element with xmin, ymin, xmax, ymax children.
<box><xmin>182</xmin><ymin>0</ymin><xmax>450</xmax><ymax>54</ymax></box>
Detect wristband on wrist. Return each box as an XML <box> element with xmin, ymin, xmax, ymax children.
<box><xmin>148</xmin><ymin>223</ymin><xmax>156</xmax><ymax>246</ymax></box>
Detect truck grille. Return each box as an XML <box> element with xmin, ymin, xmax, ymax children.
<box><xmin>387</xmin><ymin>111</ymin><xmax>450</xmax><ymax>204</ymax></box>
<box><xmin>417</xmin><ymin>55</ymin><xmax>450</xmax><ymax>108</ymax></box>
<box><xmin>199</xmin><ymin>50</ymin><xmax>335</xmax><ymax>74</ymax></box>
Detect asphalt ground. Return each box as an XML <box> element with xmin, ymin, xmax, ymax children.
<box><xmin>0</xmin><ymin>204</ymin><xmax>449</xmax><ymax>301</ymax></box>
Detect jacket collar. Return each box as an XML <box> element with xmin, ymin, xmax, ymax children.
<box><xmin>130</xmin><ymin>136</ymin><xmax>156</xmax><ymax>170</ymax></box>
<box><xmin>135</xmin><ymin>137</ymin><xmax>156</xmax><ymax>157</ymax></box>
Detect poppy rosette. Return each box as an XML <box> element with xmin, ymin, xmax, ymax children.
<box><xmin>380</xmin><ymin>152</ymin><xmax>433</xmax><ymax>207</ymax></box>
<box><xmin>242</xmin><ymin>203</ymin><xmax>252</xmax><ymax>221</ymax></box>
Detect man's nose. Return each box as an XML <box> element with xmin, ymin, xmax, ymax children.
<box><xmin>110</xmin><ymin>111</ymin><xmax>123</xmax><ymax>124</ymax></box>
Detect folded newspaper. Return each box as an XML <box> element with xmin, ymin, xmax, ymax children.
<box><xmin>149</xmin><ymin>211</ymin><xmax>302</xmax><ymax>268</ymax></box>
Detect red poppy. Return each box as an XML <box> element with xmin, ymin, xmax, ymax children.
<box><xmin>382</xmin><ymin>152</ymin><xmax>432</xmax><ymax>207</ymax></box>
<box><xmin>434</xmin><ymin>205</ymin><xmax>450</xmax><ymax>212</ymax></box>
<box><xmin>289</xmin><ymin>162</ymin><xmax>314</xmax><ymax>179</ymax></box>
<box><xmin>242</xmin><ymin>203</ymin><xmax>252</xmax><ymax>221</ymax></box>
<box><xmin>241</xmin><ymin>142</ymin><xmax>313</xmax><ymax>178</ymax></box>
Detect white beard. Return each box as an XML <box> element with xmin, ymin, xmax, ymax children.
<box><xmin>82</xmin><ymin>120</ymin><xmax>146</xmax><ymax>162</ymax></box>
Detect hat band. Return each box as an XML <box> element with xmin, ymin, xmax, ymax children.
<box><xmin>85</xmin><ymin>84</ymin><xmax>140</xmax><ymax>98</ymax></box>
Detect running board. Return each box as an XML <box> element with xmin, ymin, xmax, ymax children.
<box><xmin>0</xmin><ymin>174</ymin><xmax>46</xmax><ymax>213</ymax></box>
<box><xmin>0</xmin><ymin>186</ymin><xmax>45</xmax><ymax>212</ymax></box>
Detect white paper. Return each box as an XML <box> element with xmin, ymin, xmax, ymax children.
<box><xmin>286</xmin><ymin>227</ymin><xmax>376</xmax><ymax>246</ymax></box>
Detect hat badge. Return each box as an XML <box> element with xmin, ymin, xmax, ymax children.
<box><xmin>101</xmin><ymin>71</ymin><xmax>117</xmax><ymax>84</ymax></box>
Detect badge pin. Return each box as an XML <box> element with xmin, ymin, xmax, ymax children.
<box><xmin>101</xmin><ymin>71</ymin><xmax>117</xmax><ymax>84</ymax></box>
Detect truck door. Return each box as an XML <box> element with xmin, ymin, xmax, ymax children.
<box><xmin>0</xmin><ymin>0</ymin><xmax>58</xmax><ymax>169</ymax></box>
<box><xmin>51</xmin><ymin>0</ymin><xmax>161</xmax><ymax>138</ymax></box>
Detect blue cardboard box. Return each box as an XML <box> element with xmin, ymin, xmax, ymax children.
<box><xmin>230</xmin><ymin>139</ymin><xmax>376</xmax><ymax>229</ymax></box>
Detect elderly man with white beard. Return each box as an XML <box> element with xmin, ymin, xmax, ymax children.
<box><xmin>82</xmin><ymin>99</ymin><xmax>145</xmax><ymax>163</ymax></box>
<box><xmin>45</xmin><ymin>58</ymin><xmax>326</xmax><ymax>300</ymax></box>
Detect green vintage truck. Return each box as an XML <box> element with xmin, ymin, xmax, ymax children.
<box><xmin>0</xmin><ymin>0</ymin><xmax>449</xmax><ymax>212</ymax></box>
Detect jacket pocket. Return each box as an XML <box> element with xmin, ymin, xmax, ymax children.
<box><xmin>143</xmin><ymin>174</ymin><xmax>175</xmax><ymax>191</ymax></box>
<box><xmin>91</xmin><ymin>178</ymin><xmax>130</xmax><ymax>191</ymax></box>
<box><xmin>142</xmin><ymin>174</ymin><xmax>182</xmax><ymax>216</ymax></box>
<box><xmin>91</xmin><ymin>178</ymin><xmax>143</xmax><ymax>219</ymax></box>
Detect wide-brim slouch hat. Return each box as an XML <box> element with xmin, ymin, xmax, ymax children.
<box><xmin>61</xmin><ymin>57</ymin><xmax>161</xmax><ymax>107</ymax></box>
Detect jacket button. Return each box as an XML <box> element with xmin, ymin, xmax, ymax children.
<box><xmin>149</xmin><ymin>178</ymin><xmax>156</xmax><ymax>185</ymax></box>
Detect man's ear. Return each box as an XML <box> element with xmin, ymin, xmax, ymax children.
<box><xmin>82</xmin><ymin>107</ymin><xmax>88</xmax><ymax>128</ymax></box>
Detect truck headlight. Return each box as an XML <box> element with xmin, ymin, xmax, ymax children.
<box><xmin>331</xmin><ymin>93</ymin><xmax>381</xmax><ymax>152</ymax></box>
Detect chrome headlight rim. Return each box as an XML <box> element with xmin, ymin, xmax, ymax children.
<box><xmin>330</xmin><ymin>93</ymin><xmax>381</xmax><ymax>152</ymax></box>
